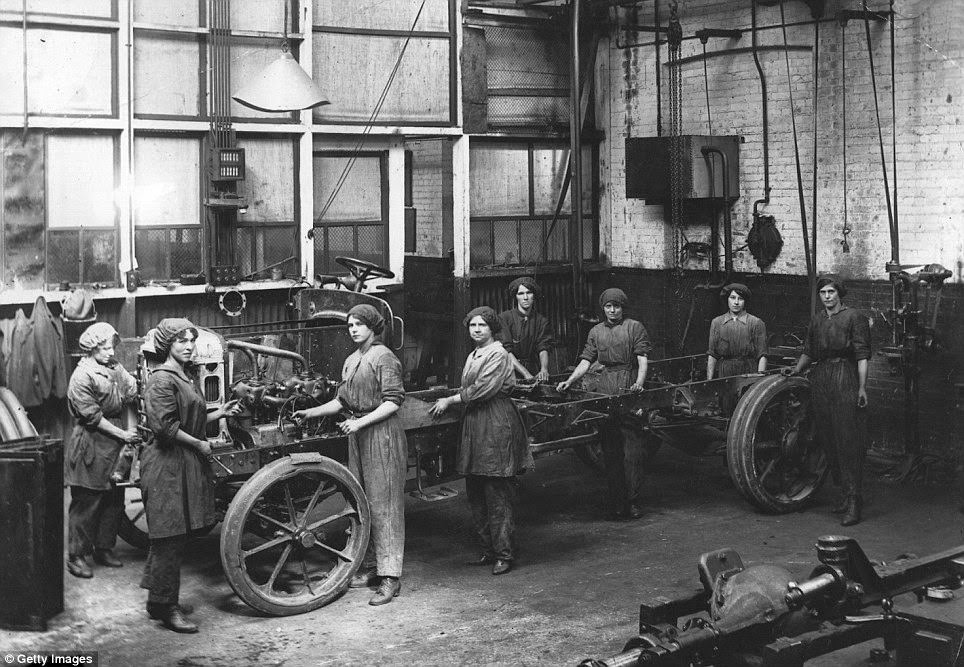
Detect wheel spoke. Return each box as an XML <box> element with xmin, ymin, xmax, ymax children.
<box><xmin>758</xmin><ymin>458</ymin><xmax>778</xmax><ymax>485</ymax></box>
<box><xmin>308</xmin><ymin>539</ymin><xmax>353</xmax><ymax>563</ymax></box>
<box><xmin>251</xmin><ymin>508</ymin><xmax>295</xmax><ymax>534</ymax></box>
<box><xmin>262</xmin><ymin>543</ymin><xmax>293</xmax><ymax>593</ymax></box>
<box><xmin>241</xmin><ymin>533</ymin><xmax>291</xmax><ymax>560</ymax></box>
<box><xmin>284</xmin><ymin>483</ymin><xmax>298</xmax><ymax>526</ymax></box>
<box><xmin>298</xmin><ymin>556</ymin><xmax>315</xmax><ymax>595</ymax></box>
<box><xmin>305</xmin><ymin>506</ymin><xmax>358</xmax><ymax>532</ymax></box>
<box><xmin>300</xmin><ymin>480</ymin><xmax>334</xmax><ymax>528</ymax></box>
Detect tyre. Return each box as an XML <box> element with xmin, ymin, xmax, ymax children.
<box><xmin>220</xmin><ymin>454</ymin><xmax>371</xmax><ymax>616</ymax></box>
<box><xmin>118</xmin><ymin>485</ymin><xmax>150</xmax><ymax>550</ymax></box>
<box><xmin>726</xmin><ymin>374</ymin><xmax>827</xmax><ymax>514</ymax></box>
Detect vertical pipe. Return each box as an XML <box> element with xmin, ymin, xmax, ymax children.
<box><xmin>654</xmin><ymin>0</ymin><xmax>662</xmax><ymax>137</ymax></box>
<box><xmin>569</xmin><ymin>0</ymin><xmax>583</xmax><ymax>312</ymax></box>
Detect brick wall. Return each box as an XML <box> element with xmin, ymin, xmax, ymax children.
<box><xmin>405</xmin><ymin>139</ymin><xmax>446</xmax><ymax>257</ymax></box>
<box><xmin>599</xmin><ymin>0</ymin><xmax>964</xmax><ymax>280</ymax></box>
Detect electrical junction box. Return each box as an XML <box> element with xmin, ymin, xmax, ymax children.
<box><xmin>625</xmin><ymin>135</ymin><xmax>741</xmax><ymax>202</ymax></box>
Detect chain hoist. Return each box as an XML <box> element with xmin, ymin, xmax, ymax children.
<box><xmin>667</xmin><ymin>0</ymin><xmax>684</xmax><ymax>273</ymax></box>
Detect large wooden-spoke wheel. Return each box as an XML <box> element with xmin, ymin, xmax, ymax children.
<box><xmin>220</xmin><ymin>455</ymin><xmax>371</xmax><ymax>616</ymax></box>
<box><xmin>118</xmin><ymin>485</ymin><xmax>150</xmax><ymax>551</ymax></box>
<box><xmin>726</xmin><ymin>375</ymin><xmax>827</xmax><ymax>514</ymax></box>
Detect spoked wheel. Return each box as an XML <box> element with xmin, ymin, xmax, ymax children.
<box><xmin>118</xmin><ymin>485</ymin><xmax>150</xmax><ymax>550</ymax></box>
<box><xmin>220</xmin><ymin>455</ymin><xmax>371</xmax><ymax>616</ymax></box>
<box><xmin>726</xmin><ymin>375</ymin><xmax>827</xmax><ymax>514</ymax></box>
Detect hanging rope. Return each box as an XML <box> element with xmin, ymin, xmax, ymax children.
<box><xmin>779</xmin><ymin>1</ymin><xmax>814</xmax><ymax>307</ymax></box>
<box><xmin>889</xmin><ymin>0</ymin><xmax>899</xmax><ymax>260</ymax></box>
<box><xmin>701</xmin><ymin>40</ymin><xmax>712</xmax><ymax>135</ymax></box>
<box><xmin>841</xmin><ymin>21</ymin><xmax>851</xmax><ymax>253</ymax></box>
<box><xmin>313</xmin><ymin>0</ymin><xmax>428</xmax><ymax>229</ymax></box>
<box><xmin>810</xmin><ymin>16</ymin><xmax>819</xmax><ymax>286</ymax></box>
<box><xmin>20</xmin><ymin>0</ymin><xmax>28</xmax><ymax>143</ymax></box>
<box><xmin>862</xmin><ymin>0</ymin><xmax>897</xmax><ymax>260</ymax></box>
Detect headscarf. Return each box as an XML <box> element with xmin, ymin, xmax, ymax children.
<box><xmin>507</xmin><ymin>276</ymin><xmax>540</xmax><ymax>302</ymax></box>
<box><xmin>462</xmin><ymin>306</ymin><xmax>502</xmax><ymax>334</ymax></box>
<box><xmin>816</xmin><ymin>273</ymin><xmax>848</xmax><ymax>298</ymax></box>
<box><xmin>347</xmin><ymin>304</ymin><xmax>385</xmax><ymax>335</ymax></box>
<box><xmin>721</xmin><ymin>282</ymin><xmax>751</xmax><ymax>300</ymax></box>
<box><xmin>152</xmin><ymin>317</ymin><xmax>197</xmax><ymax>358</ymax></box>
<box><xmin>598</xmin><ymin>288</ymin><xmax>628</xmax><ymax>310</ymax></box>
<box><xmin>78</xmin><ymin>322</ymin><xmax>118</xmax><ymax>354</ymax></box>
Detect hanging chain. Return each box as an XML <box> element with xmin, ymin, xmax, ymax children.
<box><xmin>840</xmin><ymin>22</ymin><xmax>851</xmax><ymax>253</ymax></box>
<box><xmin>668</xmin><ymin>0</ymin><xmax>684</xmax><ymax>272</ymax></box>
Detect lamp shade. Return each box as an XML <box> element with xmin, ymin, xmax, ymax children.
<box><xmin>232</xmin><ymin>51</ymin><xmax>329</xmax><ymax>112</ymax></box>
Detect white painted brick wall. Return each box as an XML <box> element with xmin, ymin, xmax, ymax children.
<box><xmin>406</xmin><ymin>139</ymin><xmax>446</xmax><ymax>256</ymax></box>
<box><xmin>600</xmin><ymin>0</ymin><xmax>964</xmax><ymax>280</ymax></box>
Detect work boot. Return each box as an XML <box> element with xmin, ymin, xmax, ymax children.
<box><xmin>93</xmin><ymin>548</ymin><xmax>123</xmax><ymax>567</ymax></box>
<box><xmin>67</xmin><ymin>555</ymin><xmax>93</xmax><ymax>579</ymax></box>
<box><xmin>491</xmin><ymin>559</ymin><xmax>512</xmax><ymax>575</ymax></box>
<box><xmin>349</xmin><ymin>569</ymin><xmax>376</xmax><ymax>589</ymax></box>
<box><xmin>840</xmin><ymin>496</ymin><xmax>862</xmax><ymax>527</ymax></box>
<box><xmin>466</xmin><ymin>554</ymin><xmax>496</xmax><ymax>566</ymax></box>
<box><xmin>156</xmin><ymin>605</ymin><xmax>199</xmax><ymax>634</ymax></box>
<box><xmin>147</xmin><ymin>602</ymin><xmax>194</xmax><ymax>619</ymax></box>
<box><xmin>369</xmin><ymin>577</ymin><xmax>401</xmax><ymax>606</ymax></box>
<box><xmin>627</xmin><ymin>503</ymin><xmax>644</xmax><ymax>520</ymax></box>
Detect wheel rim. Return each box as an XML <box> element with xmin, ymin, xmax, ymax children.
<box><xmin>119</xmin><ymin>485</ymin><xmax>150</xmax><ymax>549</ymax></box>
<box><xmin>229</xmin><ymin>468</ymin><xmax>366</xmax><ymax>609</ymax></box>
<box><xmin>751</xmin><ymin>385</ymin><xmax>826</xmax><ymax>504</ymax></box>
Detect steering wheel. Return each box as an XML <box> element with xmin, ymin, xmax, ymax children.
<box><xmin>335</xmin><ymin>256</ymin><xmax>395</xmax><ymax>292</ymax></box>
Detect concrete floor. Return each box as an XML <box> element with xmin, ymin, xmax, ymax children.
<box><xmin>1</xmin><ymin>447</ymin><xmax>961</xmax><ymax>666</ymax></box>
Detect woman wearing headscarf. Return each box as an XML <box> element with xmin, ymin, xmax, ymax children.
<box><xmin>65</xmin><ymin>322</ymin><xmax>140</xmax><ymax>579</ymax></box>
<box><xmin>556</xmin><ymin>288</ymin><xmax>651</xmax><ymax>520</ymax></box>
<box><xmin>783</xmin><ymin>275</ymin><xmax>871</xmax><ymax>526</ymax></box>
<box><xmin>292</xmin><ymin>304</ymin><xmax>407</xmax><ymax>606</ymax></box>
<box><xmin>429</xmin><ymin>306</ymin><xmax>528</xmax><ymax>575</ymax></box>
<box><xmin>140</xmin><ymin>318</ymin><xmax>240</xmax><ymax>633</ymax></box>
<box><xmin>706</xmin><ymin>283</ymin><xmax>768</xmax><ymax>380</ymax></box>
<box><xmin>498</xmin><ymin>277</ymin><xmax>553</xmax><ymax>382</ymax></box>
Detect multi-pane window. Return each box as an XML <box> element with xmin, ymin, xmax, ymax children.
<box><xmin>0</xmin><ymin>132</ymin><xmax>117</xmax><ymax>288</ymax></box>
<box><xmin>132</xmin><ymin>136</ymin><xmax>203</xmax><ymax>280</ymax></box>
<box><xmin>312</xmin><ymin>153</ymin><xmax>387</xmax><ymax>274</ymax></box>
<box><xmin>469</xmin><ymin>142</ymin><xmax>596</xmax><ymax>269</ymax></box>
<box><xmin>236</xmin><ymin>137</ymin><xmax>298</xmax><ymax>278</ymax></box>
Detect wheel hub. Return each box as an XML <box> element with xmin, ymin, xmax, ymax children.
<box><xmin>295</xmin><ymin>529</ymin><xmax>316</xmax><ymax>548</ymax></box>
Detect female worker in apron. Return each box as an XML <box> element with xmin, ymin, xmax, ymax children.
<box><xmin>65</xmin><ymin>322</ymin><xmax>140</xmax><ymax>579</ymax></box>
<box><xmin>140</xmin><ymin>318</ymin><xmax>241</xmax><ymax>632</ymax></box>
<box><xmin>556</xmin><ymin>288</ymin><xmax>651</xmax><ymax>521</ymax></box>
<box><xmin>430</xmin><ymin>306</ymin><xmax>529</xmax><ymax>576</ymax></box>
<box><xmin>706</xmin><ymin>282</ymin><xmax>768</xmax><ymax>380</ymax></box>
<box><xmin>293</xmin><ymin>304</ymin><xmax>408</xmax><ymax>606</ymax></box>
<box><xmin>783</xmin><ymin>275</ymin><xmax>871</xmax><ymax>526</ymax></box>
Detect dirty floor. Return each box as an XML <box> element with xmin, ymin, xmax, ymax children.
<box><xmin>1</xmin><ymin>448</ymin><xmax>961</xmax><ymax>666</ymax></box>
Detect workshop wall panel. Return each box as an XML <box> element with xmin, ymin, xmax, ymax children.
<box><xmin>133</xmin><ymin>32</ymin><xmax>203</xmax><ymax>117</ymax></box>
<box><xmin>314</xmin><ymin>0</ymin><xmax>450</xmax><ymax>33</ymax></box>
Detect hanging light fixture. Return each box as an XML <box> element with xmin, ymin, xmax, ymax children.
<box><xmin>232</xmin><ymin>3</ymin><xmax>329</xmax><ymax>113</ymax></box>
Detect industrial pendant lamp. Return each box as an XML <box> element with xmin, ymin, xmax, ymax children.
<box><xmin>232</xmin><ymin>3</ymin><xmax>329</xmax><ymax>112</ymax></box>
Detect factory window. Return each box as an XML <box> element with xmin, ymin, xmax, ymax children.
<box><xmin>236</xmin><ymin>137</ymin><xmax>299</xmax><ymax>279</ymax></box>
<box><xmin>132</xmin><ymin>135</ymin><xmax>203</xmax><ymax>281</ymax></box>
<box><xmin>313</xmin><ymin>0</ymin><xmax>455</xmax><ymax>125</ymax></box>
<box><xmin>312</xmin><ymin>152</ymin><xmax>388</xmax><ymax>274</ymax></box>
<box><xmin>0</xmin><ymin>25</ymin><xmax>114</xmax><ymax>117</ymax></box>
<box><xmin>469</xmin><ymin>142</ymin><xmax>596</xmax><ymax>269</ymax></box>
<box><xmin>0</xmin><ymin>132</ymin><xmax>118</xmax><ymax>289</ymax></box>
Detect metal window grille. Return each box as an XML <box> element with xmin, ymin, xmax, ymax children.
<box><xmin>236</xmin><ymin>223</ymin><xmax>299</xmax><ymax>278</ymax></box>
<box><xmin>485</xmin><ymin>24</ymin><xmax>571</xmax><ymax>132</ymax></box>
<box><xmin>134</xmin><ymin>227</ymin><xmax>203</xmax><ymax>281</ymax></box>
<box><xmin>470</xmin><ymin>216</ymin><xmax>594</xmax><ymax>269</ymax></box>
<box><xmin>312</xmin><ymin>223</ymin><xmax>386</xmax><ymax>275</ymax></box>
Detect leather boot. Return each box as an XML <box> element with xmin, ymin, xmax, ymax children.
<box><xmin>148</xmin><ymin>602</ymin><xmax>195</xmax><ymax>620</ymax></box>
<box><xmin>369</xmin><ymin>577</ymin><xmax>401</xmax><ymax>606</ymax></box>
<box><xmin>349</xmin><ymin>569</ymin><xmax>376</xmax><ymax>589</ymax></box>
<box><xmin>840</xmin><ymin>496</ymin><xmax>862</xmax><ymax>526</ymax></box>
<box><xmin>93</xmin><ymin>548</ymin><xmax>123</xmax><ymax>567</ymax></box>
<box><xmin>491</xmin><ymin>559</ymin><xmax>512</xmax><ymax>575</ymax></box>
<box><xmin>67</xmin><ymin>555</ymin><xmax>93</xmax><ymax>579</ymax></box>
<box><xmin>155</xmin><ymin>604</ymin><xmax>199</xmax><ymax>633</ymax></box>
